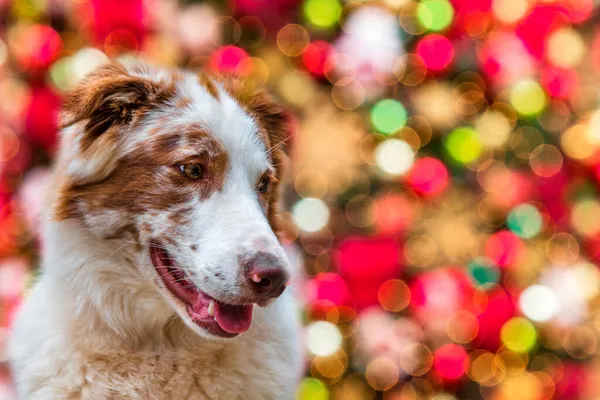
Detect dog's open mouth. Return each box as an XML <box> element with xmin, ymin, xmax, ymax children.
<box><xmin>150</xmin><ymin>243</ymin><xmax>253</xmax><ymax>338</ymax></box>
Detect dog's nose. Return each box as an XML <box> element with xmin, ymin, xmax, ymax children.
<box><xmin>245</xmin><ymin>252</ymin><xmax>289</xmax><ymax>299</ymax></box>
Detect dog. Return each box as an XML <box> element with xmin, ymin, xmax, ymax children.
<box><xmin>7</xmin><ymin>61</ymin><xmax>303</xmax><ymax>399</ymax></box>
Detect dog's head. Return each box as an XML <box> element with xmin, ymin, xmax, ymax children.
<box><xmin>54</xmin><ymin>62</ymin><xmax>291</xmax><ymax>339</ymax></box>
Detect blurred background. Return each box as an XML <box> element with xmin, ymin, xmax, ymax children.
<box><xmin>1</xmin><ymin>0</ymin><xmax>600</xmax><ymax>399</ymax></box>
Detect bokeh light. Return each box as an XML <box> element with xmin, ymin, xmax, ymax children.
<box><xmin>303</xmin><ymin>0</ymin><xmax>342</xmax><ymax>29</ymax></box>
<box><xmin>468</xmin><ymin>257</ymin><xmax>500</xmax><ymax>288</ymax></box>
<box><xmin>302</xmin><ymin>40</ymin><xmax>332</xmax><ymax>77</ymax></box>
<box><xmin>510</xmin><ymin>80</ymin><xmax>547</xmax><ymax>117</ymax></box>
<box><xmin>547</xmin><ymin>28</ymin><xmax>586</xmax><ymax>69</ymax></box>
<box><xmin>416</xmin><ymin>34</ymin><xmax>454</xmax><ymax>72</ymax></box>
<box><xmin>407</xmin><ymin>157</ymin><xmax>449</xmax><ymax>197</ymax></box>
<box><xmin>492</xmin><ymin>0</ymin><xmax>530</xmax><ymax>23</ymax></box>
<box><xmin>433</xmin><ymin>344</ymin><xmax>468</xmax><ymax>381</ymax></box>
<box><xmin>378</xmin><ymin>279</ymin><xmax>411</xmax><ymax>312</ymax></box>
<box><xmin>475</xmin><ymin>110</ymin><xmax>512</xmax><ymax>148</ymax></box>
<box><xmin>370</xmin><ymin>99</ymin><xmax>408</xmax><ymax>135</ymax></box>
<box><xmin>445</xmin><ymin>127</ymin><xmax>482</xmax><ymax>164</ymax></box>
<box><xmin>374</xmin><ymin>139</ymin><xmax>415</xmax><ymax>176</ymax></box>
<box><xmin>292</xmin><ymin>198</ymin><xmax>330</xmax><ymax>232</ymax></box>
<box><xmin>306</xmin><ymin>321</ymin><xmax>343</xmax><ymax>356</ymax></box>
<box><xmin>519</xmin><ymin>285</ymin><xmax>558</xmax><ymax>322</ymax></box>
<box><xmin>297</xmin><ymin>377</ymin><xmax>329</xmax><ymax>400</ymax></box>
<box><xmin>209</xmin><ymin>45</ymin><xmax>249</xmax><ymax>74</ymax></box>
<box><xmin>501</xmin><ymin>317</ymin><xmax>537</xmax><ymax>353</ymax></box>
<box><xmin>485</xmin><ymin>231</ymin><xmax>524</xmax><ymax>268</ymax></box>
<box><xmin>506</xmin><ymin>204</ymin><xmax>543</xmax><ymax>239</ymax></box>
<box><xmin>416</xmin><ymin>0</ymin><xmax>455</xmax><ymax>32</ymax></box>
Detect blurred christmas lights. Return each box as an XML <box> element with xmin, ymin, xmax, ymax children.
<box><xmin>1</xmin><ymin>0</ymin><xmax>600</xmax><ymax>398</ymax></box>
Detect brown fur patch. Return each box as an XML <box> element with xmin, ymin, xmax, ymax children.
<box><xmin>198</xmin><ymin>73</ymin><xmax>220</xmax><ymax>100</ymax></box>
<box><xmin>55</xmin><ymin>124</ymin><xmax>228</xmax><ymax>225</ymax></box>
<box><xmin>61</xmin><ymin>63</ymin><xmax>177</xmax><ymax>151</ymax></box>
<box><xmin>174</xmin><ymin>96</ymin><xmax>192</xmax><ymax>110</ymax></box>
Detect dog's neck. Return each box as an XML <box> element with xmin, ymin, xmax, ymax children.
<box><xmin>40</xmin><ymin>218</ymin><xmax>218</xmax><ymax>353</ymax></box>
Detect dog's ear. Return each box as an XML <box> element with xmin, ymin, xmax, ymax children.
<box><xmin>251</xmin><ymin>95</ymin><xmax>291</xmax><ymax>158</ymax></box>
<box><xmin>59</xmin><ymin>62</ymin><xmax>172</xmax><ymax>184</ymax></box>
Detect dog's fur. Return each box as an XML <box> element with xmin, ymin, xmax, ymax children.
<box><xmin>8</xmin><ymin>62</ymin><xmax>302</xmax><ymax>399</ymax></box>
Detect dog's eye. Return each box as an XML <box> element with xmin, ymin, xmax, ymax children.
<box><xmin>257</xmin><ymin>177</ymin><xmax>270</xmax><ymax>194</ymax></box>
<box><xmin>179</xmin><ymin>164</ymin><xmax>204</xmax><ymax>179</ymax></box>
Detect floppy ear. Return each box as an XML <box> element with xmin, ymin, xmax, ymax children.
<box><xmin>252</xmin><ymin>95</ymin><xmax>291</xmax><ymax>157</ymax></box>
<box><xmin>59</xmin><ymin>63</ymin><xmax>173</xmax><ymax>184</ymax></box>
<box><xmin>216</xmin><ymin>74</ymin><xmax>291</xmax><ymax>157</ymax></box>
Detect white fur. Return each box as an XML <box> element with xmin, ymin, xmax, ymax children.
<box><xmin>8</xmin><ymin>66</ymin><xmax>303</xmax><ymax>399</ymax></box>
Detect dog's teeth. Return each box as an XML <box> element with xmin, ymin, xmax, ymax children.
<box><xmin>207</xmin><ymin>301</ymin><xmax>215</xmax><ymax>317</ymax></box>
<box><xmin>251</xmin><ymin>274</ymin><xmax>261</xmax><ymax>283</ymax></box>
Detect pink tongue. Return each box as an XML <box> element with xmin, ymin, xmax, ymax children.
<box><xmin>214</xmin><ymin>303</ymin><xmax>254</xmax><ymax>334</ymax></box>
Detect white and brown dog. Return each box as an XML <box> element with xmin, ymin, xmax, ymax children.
<box><xmin>8</xmin><ymin>62</ymin><xmax>302</xmax><ymax>399</ymax></box>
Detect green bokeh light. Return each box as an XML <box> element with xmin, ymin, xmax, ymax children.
<box><xmin>468</xmin><ymin>258</ymin><xmax>500</xmax><ymax>289</ymax></box>
<box><xmin>370</xmin><ymin>99</ymin><xmax>408</xmax><ymax>135</ymax></box>
<box><xmin>501</xmin><ymin>317</ymin><xmax>537</xmax><ymax>353</ymax></box>
<box><xmin>303</xmin><ymin>0</ymin><xmax>342</xmax><ymax>29</ymax></box>
<box><xmin>49</xmin><ymin>57</ymin><xmax>74</xmax><ymax>92</ymax></box>
<box><xmin>416</xmin><ymin>0</ymin><xmax>455</xmax><ymax>32</ymax></box>
<box><xmin>445</xmin><ymin>127</ymin><xmax>482</xmax><ymax>164</ymax></box>
<box><xmin>297</xmin><ymin>378</ymin><xmax>329</xmax><ymax>400</ymax></box>
<box><xmin>510</xmin><ymin>80</ymin><xmax>547</xmax><ymax>117</ymax></box>
<box><xmin>507</xmin><ymin>204</ymin><xmax>543</xmax><ymax>239</ymax></box>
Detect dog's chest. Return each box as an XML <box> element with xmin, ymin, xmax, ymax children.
<box><xmin>80</xmin><ymin>349</ymin><xmax>275</xmax><ymax>399</ymax></box>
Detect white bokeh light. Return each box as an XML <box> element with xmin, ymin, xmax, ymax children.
<box><xmin>334</xmin><ymin>6</ymin><xmax>404</xmax><ymax>97</ymax></box>
<box><xmin>541</xmin><ymin>266</ymin><xmax>588</xmax><ymax>326</ymax></box>
<box><xmin>519</xmin><ymin>284</ymin><xmax>558</xmax><ymax>322</ymax></box>
<box><xmin>292</xmin><ymin>197</ymin><xmax>330</xmax><ymax>232</ymax></box>
<box><xmin>71</xmin><ymin>48</ymin><xmax>110</xmax><ymax>82</ymax></box>
<box><xmin>306</xmin><ymin>321</ymin><xmax>343</xmax><ymax>357</ymax></box>
<box><xmin>375</xmin><ymin>139</ymin><xmax>415</xmax><ymax>176</ymax></box>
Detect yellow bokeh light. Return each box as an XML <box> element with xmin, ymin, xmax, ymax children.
<box><xmin>279</xmin><ymin>70</ymin><xmax>317</xmax><ymax>108</ymax></box>
<box><xmin>501</xmin><ymin>317</ymin><xmax>537</xmax><ymax>353</ymax></box>
<box><xmin>571</xmin><ymin>199</ymin><xmax>600</xmax><ymax>236</ymax></box>
<box><xmin>588</xmin><ymin>110</ymin><xmax>600</xmax><ymax>143</ymax></box>
<box><xmin>492</xmin><ymin>0</ymin><xmax>529</xmax><ymax>23</ymax></box>
<box><xmin>571</xmin><ymin>262</ymin><xmax>600</xmax><ymax>300</ymax></box>
<box><xmin>547</xmin><ymin>28</ymin><xmax>586</xmax><ymax>68</ymax></box>
<box><xmin>561</xmin><ymin>123</ymin><xmax>599</xmax><ymax>162</ymax></box>
<box><xmin>495</xmin><ymin>372</ymin><xmax>544</xmax><ymax>400</ymax></box>
<box><xmin>475</xmin><ymin>110</ymin><xmax>512</xmax><ymax>148</ymax></box>
<box><xmin>510</xmin><ymin>80</ymin><xmax>547</xmax><ymax>117</ymax></box>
